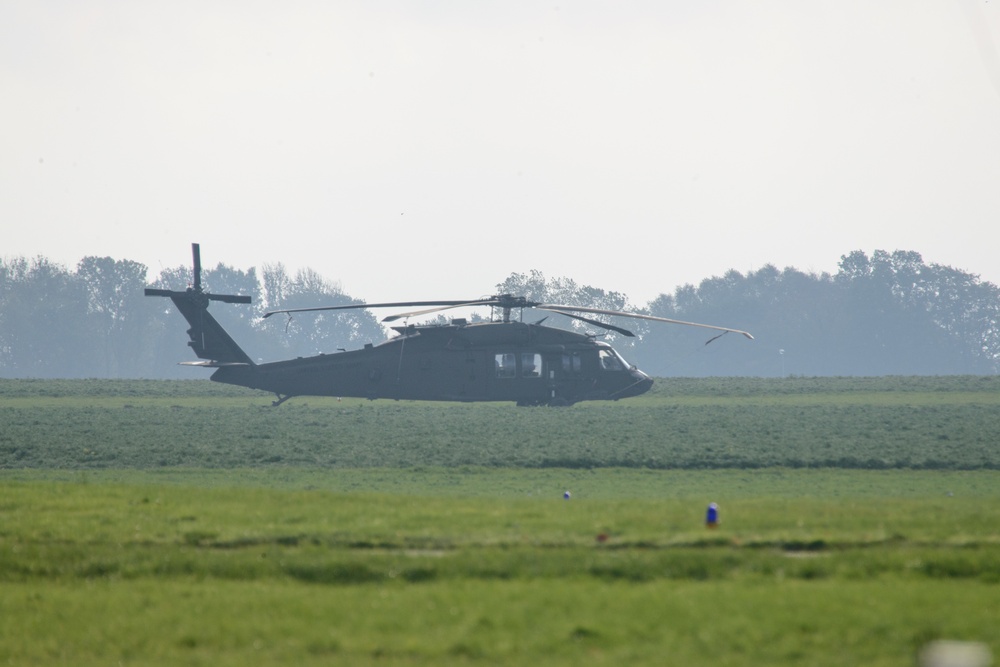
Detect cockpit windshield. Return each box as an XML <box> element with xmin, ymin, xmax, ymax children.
<box><xmin>598</xmin><ymin>348</ymin><xmax>631</xmax><ymax>371</ymax></box>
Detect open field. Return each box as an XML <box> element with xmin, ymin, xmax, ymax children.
<box><xmin>2</xmin><ymin>470</ymin><xmax>999</xmax><ymax>666</ymax></box>
<box><xmin>1</xmin><ymin>377</ymin><xmax>998</xmax><ymax>665</ymax></box>
<box><xmin>2</xmin><ymin>375</ymin><xmax>1000</xmax><ymax>469</ymax></box>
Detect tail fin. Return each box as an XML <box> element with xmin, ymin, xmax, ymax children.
<box><xmin>146</xmin><ymin>243</ymin><xmax>255</xmax><ymax>366</ymax></box>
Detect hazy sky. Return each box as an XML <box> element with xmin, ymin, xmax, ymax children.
<box><xmin>4</xmin><ymin>1</ymin><xmax>1000</xmax><ymax>307</ymax></box>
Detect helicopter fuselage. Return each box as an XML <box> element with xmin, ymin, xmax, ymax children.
<box><xmin>148</xmin><ymin>245</ymin><xmax>752</xmax><ymax>407</ymax></box>
<box><xmin>213</xmin><ymin>319</ymin><xmax>653</xmax><ymax>406</ymax></box>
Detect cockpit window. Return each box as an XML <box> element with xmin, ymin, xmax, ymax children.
<box><xmin>599</xmin><ymin>348</ymin><xmax>625</xmax><ymax>371</ymax></box>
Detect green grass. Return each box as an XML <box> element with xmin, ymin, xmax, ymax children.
<box><xmin>3</xmin><ymin>376</ymin><xmax>1000</xmax><ymax>470</ymax></box>
<box><xmin>2</xmin><ymin>470</ymin><xmax>1000</xmax><ymax>665</ymax></box>
<box><xmin>2</xmin><ymin>578</ymin><xmax>996</xmax><ymax>666</ymax></box>
<box><xmin>1</xmin><ymin>379</ymin><xmax>999</xmax><ymax>665</ymax></box>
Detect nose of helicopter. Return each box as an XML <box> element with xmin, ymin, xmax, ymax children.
<box><xmin>623</xmin><ymin>368</ymin><xmax>654</xmax><ymax>398</ymax></box>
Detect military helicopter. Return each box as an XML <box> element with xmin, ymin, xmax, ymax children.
<box><xmin>146</xmin><ymin>244</ymin><xmax>753</xmax><ymax>406</ymax></box>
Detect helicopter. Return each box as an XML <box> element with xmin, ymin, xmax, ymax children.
<box><xmin>146</xmin><ymin>244</ymin><xmax>753</xmax><ymax>407</ymax></box>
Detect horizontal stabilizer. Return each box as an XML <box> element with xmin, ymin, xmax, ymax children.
<box><xmin>208</xmin><ymin>294</ymin><xmax>252</xmax><ymax>304</ymax></box>
<box><xmin>145</xmin><ymin>287</ymin><xmax>250</xmax><ymax>304</ymax></box>
<box><xmin>179</xmin><ymin>360</ymin><xmax>252</xmax><ymax>367</ymax></box>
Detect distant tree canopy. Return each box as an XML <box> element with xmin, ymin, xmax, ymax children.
<box><xmin>254</xmin><ymin>263</ymin><xmax>382</xmax><ymax>361</ymax></box>
<box><xmin>631</xmin><ymin>250</ymin><xmax>999</xmax><ymax>377</ymax></box>
<box><xmin>0</xmin><ymin>249</ymin><xmax>996</xmax><ymax>378</ymax></box>
<box><xmin>0</xmin><ymin>255</ymin><xmax>384</xmax><ymax>378</ymax></box>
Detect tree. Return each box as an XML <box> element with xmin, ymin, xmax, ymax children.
<box><xmin>0</xmin><ymin>257</ymin><xmax>94</xmax><ymax>377</ymax></box>
<box><xmin>3</xmin><ymin>248</ymin><xmax>997</xmax><ymax>379</ymax></box>
<box><xmin>638</xmin><ymin>268</ymin><xmax>783</xmax><ymax>377</ymax></box>
<box><xmin>632</xmin><ymin>250</ymin><xmax>999</xmax><ymax>377</ymax></box>
<box><xmin>834</xmin><ymin>250</ymin><xmax>997</xmax><ymax>374</ymax></box>
<box><xmin>76</xmin><ymin>256</ymin><xmax>154</xmax><ymax>377</ymax></box>
<box><xmin>255</xmin><ymin>266</ymin><xmax>385</xmax><ymax>361</ymax></box>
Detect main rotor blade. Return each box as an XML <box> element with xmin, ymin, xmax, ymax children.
<box><xmin>536</xmin><ymin>304</ymin><xmax>754</xmax><ymax>340</ymax></box>
<box><xmin>544</xmin><ymin>309</ymin><xmax>636</xmax><ymax>337</ymax></box>
<box><xmin>380</xmin><ymin>299</ymin><xmax>501</xmax><ymax>322</ymax></box>
<box><xmin>262</xmin><ymin>300</ymin><xmax>489</xmax><ymax>319</ymax></box>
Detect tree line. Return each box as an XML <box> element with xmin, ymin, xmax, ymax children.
<box><xmin>1</xmin><ymin>249</ymin><xmax>996</xmax><ymax>378</ymax></box>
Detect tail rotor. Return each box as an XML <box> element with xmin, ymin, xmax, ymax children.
<box><xmin>145</xmin><ymin>243</ymin><xmax>251</xmax><ymax>304</ymax></box>
<box><xmin>144</xmin><ymin>243</ymin><xmax>253</xmax><ymax>364</ymax></box>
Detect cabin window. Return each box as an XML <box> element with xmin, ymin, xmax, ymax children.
<box><xmin>562</xmin><ymin>352</ymin><xmax>582</xmax><ymax>374</ymax></box>
<box><xmin>599</xmin><ymin>349</ymin><xmax>624</xmax><ymax>371</ymax></box>
<box><xmin>521</xmin><ymin>352</ymin><xmax>542</xmax><ymax>377</ymax></box>
<box><xmin>495</xmin><ymin>353</ymin><xmax>517</xmax><ymax>379</ymax></box>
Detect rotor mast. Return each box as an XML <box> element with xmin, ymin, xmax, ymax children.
<box><xmin>493</xmin><ymin>294</ymin><xmax>529</xmax><ymax>323</ymax></box>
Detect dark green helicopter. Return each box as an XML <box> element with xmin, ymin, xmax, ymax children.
<box><xmin>147</xmin><ymin>244</ymin><xmax>753</xmax><ymax>406</ymax></box>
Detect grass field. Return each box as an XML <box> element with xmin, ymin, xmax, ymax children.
<box><xmin>1</xmin><ymin>377</ymin><xmax>998</xmax><ymax>665</ymax></box>
<box><xmin>3</xmin><ymin>376</ymin><xmax>1000</xmax><ymax>470</ymax></box>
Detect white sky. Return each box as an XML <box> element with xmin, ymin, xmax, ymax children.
<box><xmin>3</xmin><ymin>0</ymin><xmax>1000</xmax><ymax>307</ymax></box>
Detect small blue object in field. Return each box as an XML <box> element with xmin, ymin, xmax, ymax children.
<box><xmin>563</xmin><ymin>491</ymin><xmax>571</xmax><ymax>500</ymax></box>
<box><xmin>706</xmin><ymin>502</ymin><xmax>719</xmax><ymax>528</ymax></box>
